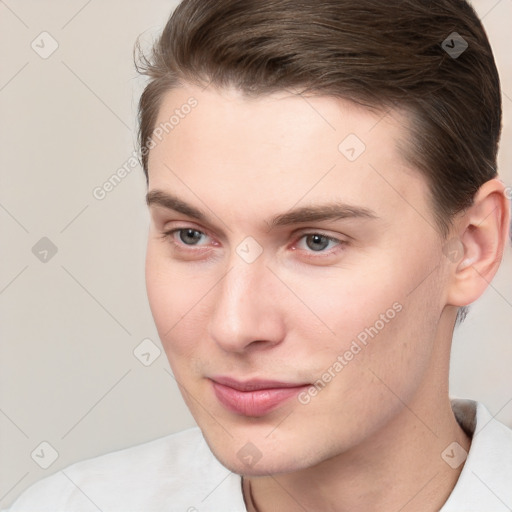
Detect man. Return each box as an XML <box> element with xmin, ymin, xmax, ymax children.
<box><xmin>5</xmin><ymin>0</ymin><xmax>511</xmax><ymax>510</ymax></box>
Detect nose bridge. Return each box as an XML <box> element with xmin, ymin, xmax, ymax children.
<box><xmin>218</xmin><ymin>256</ymin><xmax>269</xmax><ymax>325</ymax></box>
<box><xmin>208</xmin><ymin>255</ymin><xmax>283</xmax><ymax>351</ymax></box>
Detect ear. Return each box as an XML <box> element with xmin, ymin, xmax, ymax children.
<box><xmin>445</xmin><ymin>178</ymin><xmax>511</xmax><ymax>308</ymax></box>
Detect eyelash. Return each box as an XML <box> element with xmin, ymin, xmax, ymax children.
<box><xmin>159</xmin><ymin>228</ymin><xmax>346</xmax><ymax>259</ymax></box>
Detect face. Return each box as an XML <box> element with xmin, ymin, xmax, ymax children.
<box><xmin>145</xmin><ymin>84</ymin><xmax>451</xmax><ymax>475</ymax></box>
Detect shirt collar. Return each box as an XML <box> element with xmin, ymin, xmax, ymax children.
<box><xmin>441</xmin><ymin>398</ymin><xmax>512</xmax><ymax>511</ymax></box>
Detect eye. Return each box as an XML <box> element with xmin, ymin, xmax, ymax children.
<box><xmin>161</xmin><ymin>228</ymin><xmax>211</xmax><ymax>247</ymax></box>
<box><xmin>296</xmin><ymin>233</ymin><xmax>343</xmax><ymax>253</ymax></box>
<box><xmin>177</xmin><ymin>228</ymin><xmax>206</xmax><ymax>245</ymax></box>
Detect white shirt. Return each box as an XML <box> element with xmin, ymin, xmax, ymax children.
<box><xmin>4</xmin><ymin>399</ymin><xmax>512</xmax><ymax>512</ymax></box>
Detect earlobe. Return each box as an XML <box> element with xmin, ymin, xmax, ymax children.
<box><xmin>446</xmin><ymin>178</ymin><xmax>510</xmax><ymax>308</ymax></box>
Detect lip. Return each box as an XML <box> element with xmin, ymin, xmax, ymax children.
<box><xmin>210</xmin><ymin>376</ymin><xmax>310</xmax><ymax>417</ymax></box>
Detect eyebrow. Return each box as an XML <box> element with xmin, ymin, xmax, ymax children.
<box><xmin>146</xmin><ymin>190</ymin><xmax>378</xmax><ymax>228</ymax></box>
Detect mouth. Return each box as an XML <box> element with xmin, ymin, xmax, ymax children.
<box><xmin>209</xmin><ymin>376</ymin><xmax>311</xmax><ymax>417</ymax></box>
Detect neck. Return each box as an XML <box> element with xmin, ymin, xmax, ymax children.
<box><xmin>243</xmin><ymin>316</ymin><xmax>471</xmax><ymax>512</ymax></box>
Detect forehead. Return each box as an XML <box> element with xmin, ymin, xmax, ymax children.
<box><xmin>150</xmin><ymin>84</ymin><xmax>403</xmax><ymax>159</ymax></box>
<box><xmin>147</xmin><ymin>84</ymin><xmax>431</xmax><ymax>231</ymax></box>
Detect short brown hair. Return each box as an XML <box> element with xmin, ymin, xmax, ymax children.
<box><xmin>135</xmin><ymin>0</ymin><xmax>501</xmax><ymax>237</ymax></box>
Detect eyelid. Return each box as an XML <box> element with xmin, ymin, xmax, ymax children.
<box><xmin>292</xmin><ymin>226</ymin><xmax>353</xmax><ymax>241</ymax></box>
<box><xmin>158</xmin><ymin>218</ymin><xmax>214</xmax><ymax>238</ymax></box>
<box><xmin>152</xmin><ymin>209</ymin><xmax>225</xmax><ymax>239</ymax></box>
<box><xmin>292</xmin><ymin>226</ymin><xmax>347</xmax><ymax>241</ymax></box>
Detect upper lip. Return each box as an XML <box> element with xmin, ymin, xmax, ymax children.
<box><xmin>210</xmin><ymin>376</ymin><xmax>310</xmax><ymax>391</ymax></box>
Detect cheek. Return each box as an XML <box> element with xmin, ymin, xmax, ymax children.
<box><xmin>288</xmin><ymin>246</ymin><xmax>443</xmax><ymax>382</ymax></box>
<box><xmin>145</xmin><ymin>245</ymin><xmax>203</xmax><ymax>352</ymax></box>
<box><xmin>281</xmin><ymin>266</ymin><xmax>405</xmax><ymax>353</ymax></box>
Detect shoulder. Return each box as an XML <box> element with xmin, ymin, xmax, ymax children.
<box><xmin>4</xmin><ymin>427</ymin><xmax>245</xmax><ymax>512</ymax></box>
<box><xmin>442</xmin><ymin>400</ymin><xmax>512</xmax><ymax>511</ymax></box>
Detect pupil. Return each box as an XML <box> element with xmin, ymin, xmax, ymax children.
<box><xmin>180</xmin><ymin>229</ymin><xmax>201</xmax><ymax>244</ymax></box>
<box><xmin>307</xmin><ymin>234</ymin><xmax>329</xmax><ymax>251</ymax></box>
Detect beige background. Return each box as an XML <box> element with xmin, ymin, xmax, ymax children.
<box><xmin>0</xmin><ymin>0</ymin><xmax>511</xmax><ymax>508</ymax></box>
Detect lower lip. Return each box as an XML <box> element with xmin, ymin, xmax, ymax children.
<box><xmin>211</xmin><ymin>381</ymin><xmax>309</xmax><ymax>417</ymax></box>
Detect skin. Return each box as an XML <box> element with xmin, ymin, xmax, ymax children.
<box><xmin>144</xmin><ymin>83</ymin><xmax>509</xmax><ymax>512</ymax></box>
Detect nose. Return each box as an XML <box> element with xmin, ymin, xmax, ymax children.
<box><xmin>207</xmin><ymin>257</ymin><xmax>286</xmax><ymax>354</ymax></box>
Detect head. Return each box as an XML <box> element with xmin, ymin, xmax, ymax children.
<box><xmin>136</xmin><ymin>0</ymin><xmax>509</xmax><ymax>475</ymax></box>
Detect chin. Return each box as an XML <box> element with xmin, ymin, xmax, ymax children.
<box><xmin>213</xmin><ymin>450</ymin><xmax>308</xmax><ymax>477</ymax></box>
<box><xmin>201</xmin><ymin>429</ymin><xmax>323</xmax><ymax>477</ymax></box>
